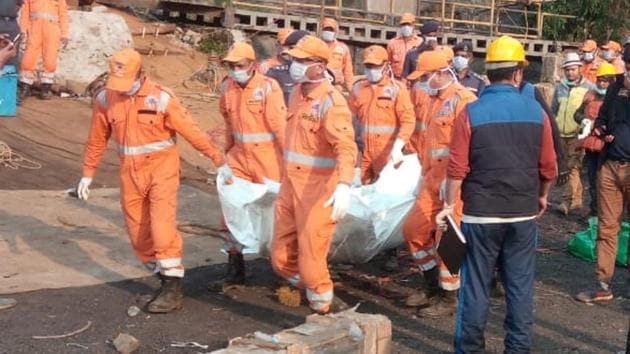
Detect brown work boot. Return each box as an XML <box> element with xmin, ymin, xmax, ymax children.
<box><xmin>18</xmin><ymin>83</ymin><xmax>31</xmax><ymax>103</ymax></box>
<box><xmin>417</xmin><ymin>289</ymin><xmax>458</xmax><ymax>318</ymax></box>
<box><xmin>39</xmin><ymin>83</ymin><xmax>52</xmax><ymax>100</ymax></box>
<box><xmin>405</xmin><ymin>267</ymin><xmax>439</xmax><ymax>307</ymax></box>
<box><xmin>147</xmin><ymin>276</ymin><xmax>184</xmax><ymax>313</ymax></box>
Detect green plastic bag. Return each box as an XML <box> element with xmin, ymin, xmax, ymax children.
<box><xmin>568</xmin><ymin>217</ymin><xmax>629</xmax><ymax>266</ymax></box>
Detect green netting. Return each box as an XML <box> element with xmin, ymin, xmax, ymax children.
<box><xmin>568</xmin><ymin>217</ymin><xmax>629</xmax><ymax>266</ymax></box>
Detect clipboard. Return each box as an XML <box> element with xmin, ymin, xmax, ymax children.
<box><xmin>437</xmin><ymin>214</ymin><xmax>467</xmax><ymax>275</ymax></box>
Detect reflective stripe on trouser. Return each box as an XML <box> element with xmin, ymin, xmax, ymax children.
<box><xmin>271</xmin><ymin>174</ymin><xmax>338</xmax><ymax>310</ymax></box>
<box><xmin>404</xmin><ymin>171</ymin><xmax>462</xmax><ymax>290</ymax></box>
<box><xmin>454</xmin><ymin>221</ymin><xmax>537</xmax><ymax>353</ymax></box>
<box><xmin>20</xmin><ymin>19</ymin><xmax>61</xmax><ymax>84</ymax></box>
<box><xmin>120</xmin><ymin>150</ymin><xmax>185</xmax><ymax>278</ymax></box>
<box><xmin>118</xmin><ymin>138</ymin><xmax>176</xmax><ymax>156</ymax></box>
<box><xmin>307</xmin><ymin>288</ymin><xmax>334</xmax><ymax>311</ymax></box>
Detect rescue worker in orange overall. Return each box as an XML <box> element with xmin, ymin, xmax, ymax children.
<box><xmin>403</xmin><ymin>50</ymin><xmax>477</xmax><ymax>317</ymax></box>
<box><xmin>348</xmin><ymin>45</ymin><xmax>415</xmax><ymax>184</ymax></box>
<box><xmin>387</xmin><ymin>13</ymin><xmax>422</xmax><ymax>80</ymax></box>
<box><xmin>19</xmin><ymin>0</ymin><xmax>69</xmax><ymax>100</ymax></box>
<box><xmin>77</xmin><ymin>49</ymin><xmax>226</xmax><ymax>313</ymax></box>
<box><xmin>320</xmin><ymin>17</ymin><xmax>354</xmax><ymax>93</ymax></box>
<box><xmin>601</xmin><ymin>40</ymin><xmax>626</xmax><ymax>75</ymax></box>
<box><xmin>270</xmin><ymin>35</ymin><xmax>357</xmax><ymax>314</ymax></box>
<box><xmin>218</xmin><ymin>42</ymin><xmax>287</xmax><ymax>287</ymax></box>
<box><xmin>258</xmin><ymin>28</ymin><xmax>294</xmax><ymax>75</ymax></box>
<box><xmin>581</xmin><ymin>39</ymin><xmax>602</xmax><ymax>84</ymax></box>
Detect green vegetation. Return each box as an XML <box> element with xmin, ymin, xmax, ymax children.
<box><xmin>543</xmin><ymin>0</ymin><xmax>629</xmax><ymax>43</ymax></box>
<box><xmin>199</xmin><ymin>30</ymin><xmax>230</xmax><ymax>56</ymax></box>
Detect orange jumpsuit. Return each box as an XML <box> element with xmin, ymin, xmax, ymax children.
<box><xmin>219</xmin><ymin>71</ymin><xmax>287</xmax><ymax>252</ymax></box>
<box><xmin>258</xmin><ymin>56</ymin><xmax>282</xmax><ymax>75</ymax></box>
<box><xmin>582</xmin><ymin>57</ymin><xmax>602</xmax><ymax>84</ymax></box>
<box><xmin>403</xmin><ymin>82</ymin><xmax>476</xmax><ymax>291</ymax></box>
<box><xmin>19</xmin><ymin>0</ymin><xmax>69</xmax><ymax>85</ymax></box>
<box><xmin>610</xmin><ymin>56</ymin><xmax>626</xmax><ymax>75</ymax></box>
<box><xmin>326</xmin><ymin>40</ymin><xmax>354</xmax><ymax>92</ymax></box>
<box><xmin>349</xmin><ymin>77</ymin><xmax>415</xmax><ymax>184</ymax></box>
<box><xmin>83</xmin><ymin>79</ymin><xmax>225</xmax><ymax>277</ymax></box>
<box><xmin>220</xmin><ymin>71</ymin><xmax>287</xmax><ymax>183</ymax></box>
<box><xmin>407</xmin><ymin>80</ymin><xmax>430</xmax><ymax>154</ymax></box>
<box><xmin>386</xmin><ymin>35</ymin><xmax>421</xmax><ymax>79</ymax></box>
<box><xmin>271</xmin><ymin>80</ymin><xmax>357</xmax><ymax>312</ymax></box>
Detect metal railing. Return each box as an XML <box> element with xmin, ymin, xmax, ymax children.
<box><xmin>230</xmin><ymin>0</ymin><xmax>576</xmax><ymax>39</ymax></box>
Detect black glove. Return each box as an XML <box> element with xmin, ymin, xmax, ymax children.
<box><xmin>556</xmin><ymin>169</ymin><xmax>570</xmax><ymax>186</ymax></box>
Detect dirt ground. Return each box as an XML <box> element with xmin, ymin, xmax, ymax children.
<box><xmin>1</xmin><ymin>96</ymin><xmax>629</xmax><ymax>353</ymax></box>
<box><xmin>0</xmin><ymin>6</ymin><xmax>629</xmax><ymax>354</ymax></box>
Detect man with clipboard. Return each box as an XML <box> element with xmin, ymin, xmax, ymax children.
<box><xmin>436</xmin><ymin>36</ymin><xmax>557</xmax><ymax>353</ymax></box>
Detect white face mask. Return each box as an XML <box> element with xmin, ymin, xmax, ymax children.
<box><xmin>425</xmin><ymin>36</ymin><xmax>438</xmax><ymax>44</ymax></box>
<box><xmin>583</xmin><ymin>52</ymin><xmax>595</xmax><ymax>62</ymax></box>
<box><xmin>452</xmin><ymin>56</ymin><xmax>469</xmax><ymax>72</ymax></box>
<box><xmin>603</xmin><ymin>50</ymin><xmax>616</xmax><ymax>61</ymax></box>
<box><xmin>365</xmin><ymin>67</ymin><xmax>384</xmax><ymax>83</ymax></box>
<box><xmin>423</xmin><ymin>68</ymin><xmax>455</xmax><ymax>95</ymax></box>
<box><xmin>290</xmin><ymin>61</ymin><xmax>324</xmax><ymax>83</ymax></box>
<box><xmin>229</xmin><ymin>69</ymin><xmax>251</xmax><ymax>84</ymax></box>
<box><xmin>321</xmin><ymin>30</ymin><xmax>336</xmax><ymax>42</ymax></box>
<box><xmin>125</xmin><ymin>79</ymin><xmax>142</xmax><ymax>96</ymax></box>
<box><xmin>400</xmin><ymin>25</ymin><xmax>414</xmax><ymax>37</ymax></box>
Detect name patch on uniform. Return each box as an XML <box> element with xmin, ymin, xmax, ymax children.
<box><xmin>334</xmin><ymin>46</ymin><xmax>345</xmax><ymax>54</ymax></box>
<box><xmin>145</xmin><ymin>95</ymin><xmax>159</xmax><ymax>110</ymax></box>
<box><xmin>247</xmin><ymin>99</ymin><xmax>263</xmax><ymax>105</ymax></box>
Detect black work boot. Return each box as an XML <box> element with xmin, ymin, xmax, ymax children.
<box><xmin>39</xmin><ymin>83</ymin><xmax>52</xmax><ymax>100</ymax></box>
<box><xmin>224</xmin><ymin>251</ymin><xmax>245</xmax><ymax>287</ymax></box>
<box><xmin>417</xmin><ymin>289</ymin><xmax>458</xmax><ymax>318</ymax></box>
<box><xmin>147</xmin><ymin>276</ymin><xmax>184</xmax><ymax>313</ymax></box>
<box><xmin>18</xmin><ymin>83</ymin><xmax>31</xmax><ymax>103</ymax></box>
<box><xmin>405</xmin><ymin>267</ymin><xmax>439</xmax><ymax>307</ymax></box>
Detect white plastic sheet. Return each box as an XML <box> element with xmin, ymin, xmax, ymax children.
<box><xmin>216</xmin><ymin>154</ymin><xmax>422</xmax><ymax>264</ymax></box>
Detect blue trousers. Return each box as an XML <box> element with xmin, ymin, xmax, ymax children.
<box><xmin>454</xmin><ymin>220</ymin><xmax>537</xmax><ymax>354</ymax></box>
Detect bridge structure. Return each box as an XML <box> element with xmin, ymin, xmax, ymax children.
<box><xmin>154</xmin><ymin>0</ymin><xmax>579</xmax><ymax>57</ymax></box>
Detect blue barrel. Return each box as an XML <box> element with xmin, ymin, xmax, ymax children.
<box><xmin>0</xmin><ymin>65</ymin><xmax>17</xmax><ymax>117</ymax></box>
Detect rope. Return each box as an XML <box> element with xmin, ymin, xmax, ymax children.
<box><xmin>0</xmin><ymin>141</ymin><xmax>42</xmax><ymax>170</ymax></box>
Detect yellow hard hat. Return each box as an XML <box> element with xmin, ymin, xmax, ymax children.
<box><xmin>485</xmin><ymin>35</ymin><xmax>526</xmax><ymax>69</ymax></box>
<box><xmin>596</xmin><ymin>62</ymin><xmax>617</xmax><ymax>77</ymax></box>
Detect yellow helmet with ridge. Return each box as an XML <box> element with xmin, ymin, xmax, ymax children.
<box><xmin>596</xmin><ymin>62</ymin><xmax>617</xmax><ymax>77</ymax></box>
<box><xmin>485</xmin><ymin>35</ymin><xmax>526</xmax><ymax>70</ymax></box>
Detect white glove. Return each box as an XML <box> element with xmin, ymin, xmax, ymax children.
<box><xmin>390</xmin><ymin>138</ymin><xmax>405</xmax><ymax>165</ymax></box>
<box><xmin>439</xmin><ymin>179</ymin><xmax>447</xmax><ymax>201</ymax></box>
<box><xmin>217</xmin><ymin>163</ymin><xmax>234</xmax><ymax>184</ymax></box>
<box><xmin>352</xmin><ymin>167</ymin><xmax>362</xmax><ymax>187</ymax></box>
<box><xmin>77</xmin><ymin>177</ymin><xmax>93</xmax><ymax>201</ymax></box>
<box><xmin>435</xmin><ymin>203</ymin><xmax>455</xmax><ymax>230</ymax></box>
<box><xmin>323</xmin><ymin>183</ymin><xmax>351</xmax><ymax>222</ymax></box>
<box><xmin>578</xmin><ymin>119</ymin><xmax>593</xmax><ymax>139</ymax></box>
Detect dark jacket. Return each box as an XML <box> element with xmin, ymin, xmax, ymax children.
<box><xmin>463</xmin><ymin>84</ymin><xmax>547</xmax><ymax>217</ymax></box>
<box><xmin>596</xmin><ymin>75</ymin><xmax>630</xmax><ymax>162</ymax></box>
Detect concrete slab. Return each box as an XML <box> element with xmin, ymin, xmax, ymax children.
<box><xmin>0</xmin><ymin>186</ymin><xmax>225</xmax><ymax>294</ymax></box>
